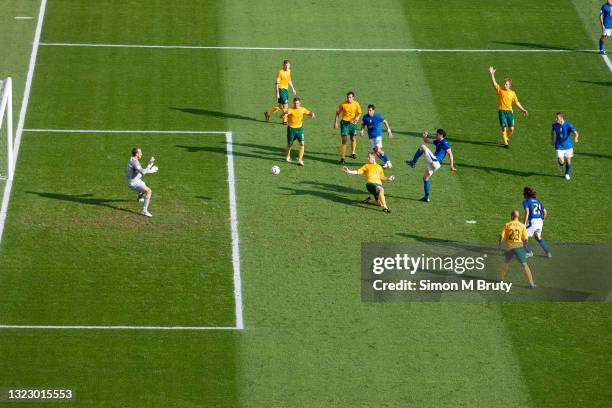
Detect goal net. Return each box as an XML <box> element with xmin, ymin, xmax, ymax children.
<box><xmin>0</xmin><ymin>77</ymin><xmax>14</xmax><ymax>181</ymax></box>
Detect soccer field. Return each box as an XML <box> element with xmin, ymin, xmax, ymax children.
<box><xmin>1</xmin><ymin>0</ymin><xmax>611</xmax><ymax>406</ymax></box>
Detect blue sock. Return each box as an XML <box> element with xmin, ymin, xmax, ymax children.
<box><xmin>600</xmin><ymin>38</ymin><xmax>605</xmax><ymax>51</ymax></box>
<box><xmin>412</xmin><ymin>148</ymin><xmax>423</xmax><ymax>163</ymax></box>
<box><xmin>537</xmin><ymin>238</ymin><xmax>550</xmax><ymax>254</ymax></box>
<box><xmin>423</xmin><ymin>180</ymin><xmax>430</xmax><ymax>196</ymax></box>
<box><xmin>381</xmin><ymin>153</ymin><xmax>389</xmax><ymax>163</ymax></box>
<box><xmin>524</xmin><ymin>244</ymin><xmax>532</xmax><ymax>254</ymax></box>
<box><xmin>565</xmin><ymin>163</ymin><xmax>571</xmax><ymax>175</ymax></box>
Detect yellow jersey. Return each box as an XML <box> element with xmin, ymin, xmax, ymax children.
<box><xmin>357</xmin><ymin>163</ymin><xmax>385</xmax><ymax>184</ymax></box>
<box><xmin>286</xmin><ymin>106</ymin><xmax>311</xmax><ymax>128</ymax></box>
<box><xmin>500</xmin><ymin>220</ymin><xmax>527</xmax><ymax>249</ymax></box>
<box><xmin>338</xmin><ymin>100</ymin><xmax>362</xmax><ymax>122</ymax></box>
<box><xmin>495</xmin><ymin>84</ymin><xmax>518</xmax><ymax>111</ymax></box>
<box><xmin>276</xmin><ymin>68</ymin><xmax>291</xmax><ymax>89</ymax></box>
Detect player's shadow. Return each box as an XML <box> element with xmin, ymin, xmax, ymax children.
<box><xmin>393</xmin><ymin>130</ymin><xmax>423</xmax><ymax>138</ymax></box>
<box><xmin>458</xmin><ymin>162</ymin><xmax>559</xmax><ymax>178</ymax></box>
<box><xmin>176</xmin><ymin>143</ymin><xmax>284</xmax><ymax>162</ymax></box>
<box><xmin>25</xmin><ymin>191</ymin><xmax>134</xmax><ymax>213</ymax></box>
<box><xmin>490</xmin><ymin>41</ymin><xmax>590</xmax><ymax>53</ymax></box>
<box><xmin>578</xmin><ymin>80</ymin><xmax>612</xmax><ymax>87</ymax></box>
<box><xmin>232</xmin><ymin>142</ymin><xmax>339</xmax><ymax>164</ymax></box>
<box><xmin>169</xmin><ymin>107</ymin><xmax>267</xmax><ymax>123</ymax></box>
<box><xmin>577</xmin><ymin>152</ymin><xmax>612</xmax><ymax>161</ymax></box>
<box><xmin>396</xmin><ymin>232</ymin><xmax>500</xmax><ymax>255</ymax></box>
<box><xmin>395</xmin><ymin>130</ymin><xmax>499</xmax><ymax>148</ymax></box>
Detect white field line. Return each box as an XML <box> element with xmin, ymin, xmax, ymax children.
<box><xmin>225</xmin><ymin>131</ymin><xmax>244</xmax><ymax>330</ymax></box>
<box><xmin>14</xmin><ymin>16</ymin><xmax>33</xmax><ymax>20</ymax></box>
<box><xmin>0</xmin><ymin>325</ymin><xmax>238</xmax><ymax>330</ymax></box>
<box><xmin>23</xmin><ymin>128</ymin><xmax>227</xmax><ymax>134</ymax></box>
<box><xmin>1</xmin><ymin>129</ymin><xmax>244</xmax><ymax>331</ymax></box>
<box><xmin>602</xmin><ymin>53</ymin><xmax>612</xmax><ymax>72</ymax></box>
<box><xmin>0</xmin><ymin>0</ymin><xmax>47</xmax><ymax>246</ymax></box>
<box><xmin>38</xmin><ymin>42</ymin><xmax>600</xmax><ymax>53</ymax></box>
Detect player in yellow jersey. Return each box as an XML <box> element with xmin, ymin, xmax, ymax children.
<box><xmin>333</xmin><ymin>91</ymin><xmax>362</xmax><ymax>164</ymax></box>
<box><xmin>498</xmin><ymin>210</ymin><xmax>536</xmax><ymax>288</ymax></box>
<box><xmin>488</xmin><ymin>66</ymin><xmax>528</xmax><ymax>148</ymax></box>
<box><xmin>283</xmin><ymin>97</ymin><xmax>315</xmax><ymax>166</ymax></box>
<box><xmin>264</xmin><ymin>59</ymin><xmax>296</xmax><ymax>124</ymax></box>
<box><xmin>341</xmin><ymin>152</ymin><xmax>395</xmax><ymax>213</ymax></box>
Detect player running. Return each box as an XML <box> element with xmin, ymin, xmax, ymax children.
<box><xmin>334</xmin><ymin>91</ymin><xmax>362</xmax><ymax>164</ymax></box>
<box><xmin>360</xmin><ymin>104</ymin><xmax>393</xmax><ymax>168</ymax></box>
<box><xmin>522</xmin><ymin>186</ymin><xmax>552</xmax><ymax>258</ymax></box>
<box><xmin>405</xmin><ymin>129</ymin><xmax>457</xmax><ymax>202</ymax></box>
<box><xmin>599</xmin><ymin>0</ymin><xmax>612</xmax><ymax>55</ymax></box>
<box><xmin>488</xmin><ymin>66</ymin><xmax>528</xmax><ymax>148</ymax></box>
<box><xmin>126</xmin><ymin>147</ymin><xmax>158</xmax><ymax>217</ymax></box>
<box><xmin>342</xmin><ymin>152</ymin><xmax>395</xmax><ymax>213</ymax></box>
<box><xmin>264</xmin><ymin>59</ymin><xmax>296</xmax><ymax>124</ymax></box>
<box><xmin>499</xmin><ymin>210</ymin><xmax>536</xmax><ymax>288</ymax></box>
<box><xmin>551</xmin><ymin>112</ymin><xmax>579</xmax><ymax>180</ymax></box>
<box><xmin>283</xmin><ymin>97</ymin><xmax>315</xmax><ymax>166</ymax></box>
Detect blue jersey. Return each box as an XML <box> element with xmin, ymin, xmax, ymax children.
<box><xmin>552</xmin><ymin>121</ymin><xmax>576</xmax><ymax>150</ymax></box>
<box><xmin>523</xmin><ymin>197</ymin><xmax>545</xmax><ymax>222</ymax></box>
<box><xmin>602</xmin><ymin>3</ymin><xmax>612</xmax><ymax>28</ymax></box>
<box><xmin>362</xmin><ymin>113</ymin><xmax>385</xmax><ymax>138</ymax></box>
<box><xmin>433</xmin><ymin>138</ymin><xmax>451</xmax><ymax>163</ymax></box>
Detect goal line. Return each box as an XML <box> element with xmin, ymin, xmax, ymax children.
<box><xmin>1</xmin><ymin>129</ymin><xmax>244</xmax><ymax>331</ymax></box>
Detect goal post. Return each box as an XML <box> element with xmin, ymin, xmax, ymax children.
<box><xmin>0</xmin><ymin>76</ymin><xmax>14</xmax><ymax>181</ymax></box>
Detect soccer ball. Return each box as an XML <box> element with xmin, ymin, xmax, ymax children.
<box><xmin>271</xmin><ymin>165</ymin><xmax>280</xmax><ymax>175</ymax></box>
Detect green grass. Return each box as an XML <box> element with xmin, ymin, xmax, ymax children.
<box><xmin>0</xmin><ymin>0</ymin><xmax>611</xmax><ymax>407</ymax></box>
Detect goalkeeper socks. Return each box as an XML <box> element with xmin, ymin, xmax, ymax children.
<box><xmin>600</xmin><ymin>38</ymin><xmax>605</xmax><ymax>52</ymax></box>
<box><xmin>143</xmin><ymin>196</ymin><xmax>150</xmax><ymax>211</ymax></box>
<box><xmin>411</xmin><ymin>148</ymin><xmax>423</xmax><ymax>163</ymax></box>
<box><xmin>423</xmin><ymin>180</ymin><xmax>430</xmax><ymax>196</ymax></box>
<box><xmin>350</xmin><ymin>139</ymin><xmax>356</xmax><ymax>155</ymax></box>
<box><xmin>537</xmin><ymin>238</ymin><xmax>550</xmax><ymax>254</ymax></box>
<box><xmin>340</xmin><ymin>143</ymin><xmax>347</xmax><ymax>159</ymax></box>
<box><xmin>298</xmin><ymin>145</ymin><xmax>305</xmax><ymax>160</ymax></box>
<box><xmin>565</xmin><ymin>163</ymin><xmax>571</xmax><ymax>175</ymax></box>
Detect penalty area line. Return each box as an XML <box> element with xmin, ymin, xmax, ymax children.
<box><xmin>23</xmin><ymin>128</ymin><xmax>228</xmax><ymax>134</ymax></box>
<box><xmin>0</xmin><ymin>325</ymin><xmax>239</xmax><ymax>331</ymax></box>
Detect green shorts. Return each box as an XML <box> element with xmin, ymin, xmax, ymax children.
<box><xmin>340</xmin><ymin>120</ymin><xmax>357</xmax><ymax>137</ymax></box>
<box><xmin>498</xmin><ymin>110</ymin><xmax>515</xmax><ymax>129</ymax></box>
<box><xmin>278</xmin><ymin>88</ymin><xmax>289</xmax><ymax>104</ymax></box>
<box><xmin>504</xmin><ymin>246</ymin><xmax>527</xmax><ymax>264</ymax></box>
<box><xmin>287</xmin><ymin>126</ymin><xmax>304</xmax><ymax>145</ymax></box>
<box><xmin>366</xmin><ymin>182</ymin><xmax>382</xmax><ymax>199</ymax></box>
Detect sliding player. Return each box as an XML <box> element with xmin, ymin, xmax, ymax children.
<box><xmin>126</xmin><ymin>147</ymin><xmax>158</xmax><ymax>217</ymax></box>
<box><xmin>522</xmin><ymin>186</ymin><xmax>552</xmax><ymax>258</ymax></box>
<box><xmin>499</xmin><ymin>210</ymin><xmax>536</xmax><ymax>288</ymax></box>
<box><xmin>405</xmin><ymin>129</ymin><xmax>457</xmax><ymax>202</ymax></box>
<box><xmin>551</xmin><ymin>112</ymin><xmax>579</xmax><ymax>180</ymax></box>
<box><xmin>488</xmin><ymin>66</ymin><xmax>528</xmax><ymax>148</ymax></box>
<box><xmin>264</xmin><ymin>59</ymin><xmax>296</xmax><ymax>124</ymax></box>
<box><xmin>342</xmin><ymin>152</ymin><xmax>395</xmax><ymax>213</ymax></box>
<box><xmin>334</xmin><ymin>91</ymin><xmax>362</xmax><ymax>164</ymax></box>
<box><xmin>284</xmin><ymin>97</ymin><xmax>315</xmax><ymax>166</ymax></box>
<box><xmin>360</xmin><ymin>104</ymin><xmax>393</xmax><ymax>168</ymax></box>
<box><xmin>600</xmin><ymin>0</ymin><xmax>612</xmax><ymax>55</ymax></box>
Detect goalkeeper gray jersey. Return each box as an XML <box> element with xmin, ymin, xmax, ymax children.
<box><xmin>126</xmin><ymin>157</ymin><xmax>144</xmax><ymax>183</ymax></box>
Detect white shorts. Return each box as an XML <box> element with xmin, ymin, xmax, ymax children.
<box><xmin>526</xmin><ymin>218</ymin><xmax>544</xmax><ymax>237</ymax></box>
<box><xmin>603</xmin><ymin>28</ymin><xmax>612</xmax><ymax>37</ymax></box>
<box><xmin>424</xmin><ymin>147</ymin><xmax>441</xmax><ymax>175</ymax></box>
<box><xmin>556</xmin><ymin>148</ymin><xmax>573</xmax><ymax>159</ymax></box>
<box><xmin>128</xmin><ymin>179</ymin><xmax>147</xmax><ymax>193</ymax></box>
<box><xmin>369</xmin><ymin>136</ymin><xmax>383</xmax><ymax>149</ymax></box>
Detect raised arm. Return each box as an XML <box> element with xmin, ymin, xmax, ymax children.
<box><xmin>421</xmin><ymin>131</ymin><xmax>433</xmax><ymax>144</ymax></box>
<box><xmin>342</xmin><ymin>166</ymin><xmax>358</xmax><ymax>175</ymax></box>
<box><xmin>488</xmin><ymin>66</ymin><xmax>499</xmax><ymax>89</ymax></box>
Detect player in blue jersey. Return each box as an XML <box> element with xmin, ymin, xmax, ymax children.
<box><xmin>551</xmin><ymin>112</ymin><xmax>579</xmax><ymax>180</ymax></box>
<box><xmin>405</xmin><ymin>129</ymin><xmax>457</xmax><ymax>202</ymax></box>
<box><xmin>600</xmin><ymin>0</ymin><xmax>612</xmax><ymax>55</ymax></box>
<box><xmin>360</xmin><ymin>104</ymin><xmax>393</xmax><ymax>168</ymax></box>
<box><xmin>522</xmin><ymin>186</ymin><xmax>552</xmax><ymax>258</ymax></box>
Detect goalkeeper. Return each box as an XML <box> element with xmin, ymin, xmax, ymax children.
<box><xmin>126</xmin><ymin>147</ymin><xmax>158</xmax><ymax>217</ymax></box>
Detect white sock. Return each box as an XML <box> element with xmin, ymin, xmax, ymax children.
<box><xmin>143</xmin><ymin>196</ymin><xmax>150</xmax><ymax>211</ymax></box>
